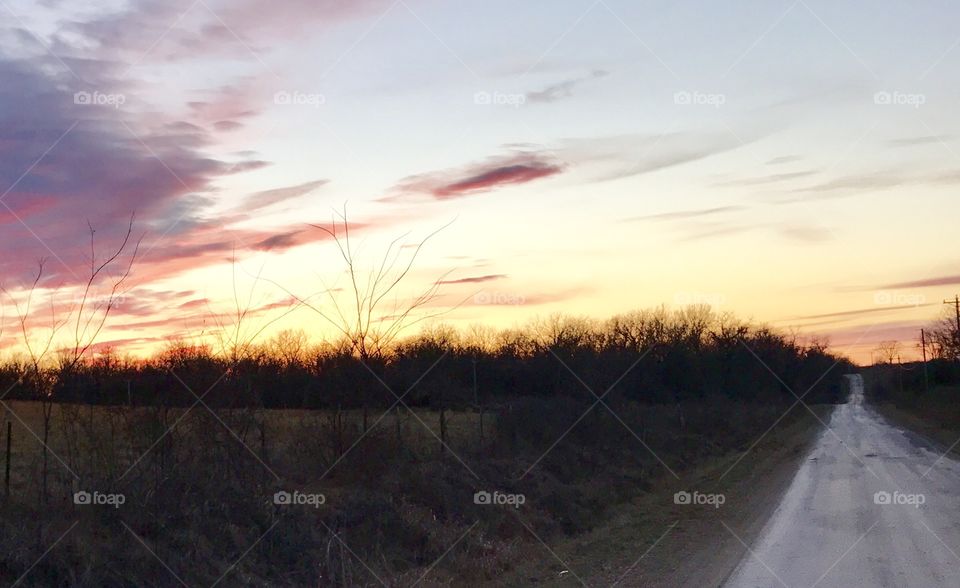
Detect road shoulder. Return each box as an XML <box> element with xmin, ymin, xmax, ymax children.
<box><xmin>577</xmin><ymin>404</ymin><xmax>829</xmax><ymax>587</ymax></box>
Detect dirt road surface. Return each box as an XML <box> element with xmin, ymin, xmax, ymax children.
<box><xmin>724</xmin><ymin>376</ymin><xmax>960</xmax><ymax>588</ymax></box>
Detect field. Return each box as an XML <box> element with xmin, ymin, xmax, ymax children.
<box><xmin>0</xmin><ymin>399</ymin><xmax>491</xmax><ymax>501</ymax></box>
<box><xmin>1</xmin><ymin>398</ymin><xmax>503</xmax><ymax>586</ymax></box>
<box><xmin>0</xmin><ymin>396</ymin><xmax>829</xmax><ymax>586</ymax></box>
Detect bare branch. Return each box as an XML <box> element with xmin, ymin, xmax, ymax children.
<box><xmin>301</xmin><ymin>209</ymin><xmax>457</xmax><ymax>359</ymax></box>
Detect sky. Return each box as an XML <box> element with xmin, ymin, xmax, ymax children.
<box><xmin>1</xmin><ymin>0</ymin><xmax>959</xmax><ymax>365</ymax></box>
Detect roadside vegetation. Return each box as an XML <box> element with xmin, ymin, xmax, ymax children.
<box><xmin>864</xmin><ymin>313</ymin><xmax>960</xmax><ymax>450</ymax></box>
<box><xmin>0</xmin><ymin>307</ymin><xmax>852</xmax><ymax>586</ymax></box>
<box><xmin>865</xmin><ymin>359</ymin><xmax>960</xmax><ymax>448</ymax></box>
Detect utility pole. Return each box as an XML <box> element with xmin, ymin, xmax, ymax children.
<box><xmin>921</xmin><ymin>328</ymin><xmax>930</xmax><ymax>393</ymax></box>
<box><xmin>897</xmin><ymin>354</ymin><xmax>904</xmax><ymax>396</ymax></box>
<box><xmin>946</xmin><ymin>296</ymin><xmax>960</xmax><ymax>360</ymax></box>
<box><xmin>947</xmin><ymin>295</ymin><xmax>960</xmax><ymax>333</ymax></box>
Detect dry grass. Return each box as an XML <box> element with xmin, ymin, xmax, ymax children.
<box><xmin>0</xmin><ymin>397</ymin><xmax>825</xmax><ymax>586</ymax></box>
<box><xmin>0</xmin><ymin>400</ymin><xmax>491</xmax><ymax>484</ymax></box>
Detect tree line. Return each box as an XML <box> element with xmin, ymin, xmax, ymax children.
<box><xmin>0</xmin><ymin>305</ymin><xmax>853</xmax><ymax>410</ymax></box>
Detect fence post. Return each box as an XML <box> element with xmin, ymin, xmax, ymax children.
<box><xmin>4</xmin><ymin>421</ymin><xmax>11</xmax><ymax>502</ymax></box>
<box><xmin>336</xmin><ymin>404</ymin><xmax>344</xmax><ymax>458</ymax></box>
<box><xmin>474</xmin><ymin>357</ymin><xmax>483</xmax><ymax>444</ymax></box>
<box><xmin>439</xmin><ymin>394</ymin><xmax>446</xmax><ymax>456</ymax></box>
<box><xmin>395</xmin><ymin>405</ymin><xmax>402</xmax><ymax>446</ymax></box>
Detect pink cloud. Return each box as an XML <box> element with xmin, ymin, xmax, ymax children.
<box><xmin>389</xmin><ymin>152</ymin><xmax>566</xmax><ymax>201</ymax></box>
<box><xmin>213</xmin><ymin>120</ymin><xmax>245</xmax><ymax>132</ymax></box>
<box><xmin>0</xmin><ymin>53</ymin><xmax>362</xmax><ymax>295</ymax></box>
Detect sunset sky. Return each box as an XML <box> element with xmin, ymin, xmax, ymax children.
<box><xmin>1</xmin><ymin>0</ymin><xmax>959</xmax><ymax>364</ymax></box>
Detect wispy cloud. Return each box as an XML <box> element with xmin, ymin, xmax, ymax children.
<box><xmin>766</xmin><ymin>155</ymin><xmax>802</xmax><ymax>165</ymax></box>
<box><xmin>241</xmin><ymin>180</ymin><xmax>328</xmax><ymax>213</ymax></box>
<box><xmin>439</xmin><ymin>274</ymin><xmax>507</xmax><ymax>285</ymax></box>
<box><xmin>792</xmin><ymin>303</ymin><xmax>937</xmax><ymax>322</ymax></box>
<box><xmin>795</xmin><ymin>172</ymin><xmax>908</xmax><ymax>194</ymax></box>
<box><xmin>888</xmin><ymin>135</ymin><xmax>951</xmax><ymax>147</ymax></box>
<box><xmin>388</xmin><ymin>151</ymin><xmax>565</xmax><ymax>201</ymax></box>
<box><xmin>880</xmin><ymin>274</ymin><xmax>960</xmax><ymax>289</ymax></box>
<box><xmin>781</xmin><ymin>167</ymin><xmax>960</xmax><ymax>203</ymax></box>
<box><xmin>816</xmin><ymin>320</ymin><xmax>929</xmax><ymax>356</ymax></box>
<box><xmin>715</xmin><ymin>170</ymin><xmax>817</xmax><ymax>188</ymax></box>
<box><xmin>680</xmin><ymin>225</ymin><xmax>752</xmax><ymax>242</ymax></box>
<box><xmin>560</xmin><ymin>132</ymin><xmax>763</xmax><ymax>184</ymax></box>
<box><xmin>526</xmin><ymin>70</ymin><xmax>609</xmax><ymax>104</ymax></box>
<box><xmin>623</xmin><ymin>206</ymin><xmax>744</xmax><ymax>223</ymax></box>
<box><xmin>778</xmin><ymin>225</ymin><xmax>833</xmax><ymax>242</ymax></box>
<box><xmin>624</xmin><ymin>205</ymin><xmax>832</xmax><ymax>245</ymax></box>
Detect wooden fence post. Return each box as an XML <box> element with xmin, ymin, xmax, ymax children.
<box><xmin>395</xmin><ymin>405</ymin><xmax>402</xmax><ymax>446</ymax></box>
<box><xmin>4</xmin><ymin>421</ymin><xmax>11</xmax><ymax>502</ymax></box>
<box><xmin>439</xmin><ymin>393</ymin><xmax>446</xmax><ymax>456</ymax></box>
<box><xmin>336</xmin><ymin>404</ymin><xmax>343</xmax><ymax>458</ymax></box>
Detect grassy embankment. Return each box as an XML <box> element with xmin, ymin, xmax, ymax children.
<box><xmin>0</xmin><ymin>397</ymin><xmax>830</xmax><ymax>586</ymax></box>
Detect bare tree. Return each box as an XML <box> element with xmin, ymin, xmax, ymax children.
<box><xmin>3</xmin><ymin>260</ymin><xmax>69</xmax><ymax>506</ymax></box>
<box><xmin>269</xmin><ymin>328</ymin><xmax>309</xmax><ymax>368</ymax></box>
<box><xmin>208</xmin><ymin>253</ymin><xmax>301</xmax><ymax>365</ymax></box>
<box><xmin>874</xmin><ymin>340</ymin><xmax>900</xmax><ymax>365</ymax></box>
<box><xmin>300</xmin><ymin>208</ymin><xmax>456</xmax><ymax>362</ymax></box>
<box><xmin>931</xmin><ymin>314</ymin><xmax>959</xmax><ymax>360</ymax></box>
<box><xmin>270</xmin><ymin>207</ymin><xmax>457</xmax><ymax>437</ymax></box>
<box><xmin>1</xmin><ymin>215</ymin><xmax>140</xmax><ymax>504</ymax></box>
<box><xmin>203</xmin><ymin>253</ymin><xmax>305</xmax><ymax>476</ymax></box>
<box><xmin>66</xmin><ymin>218</ymin><xmax>141</xmax><ymax>369</ymax></box>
